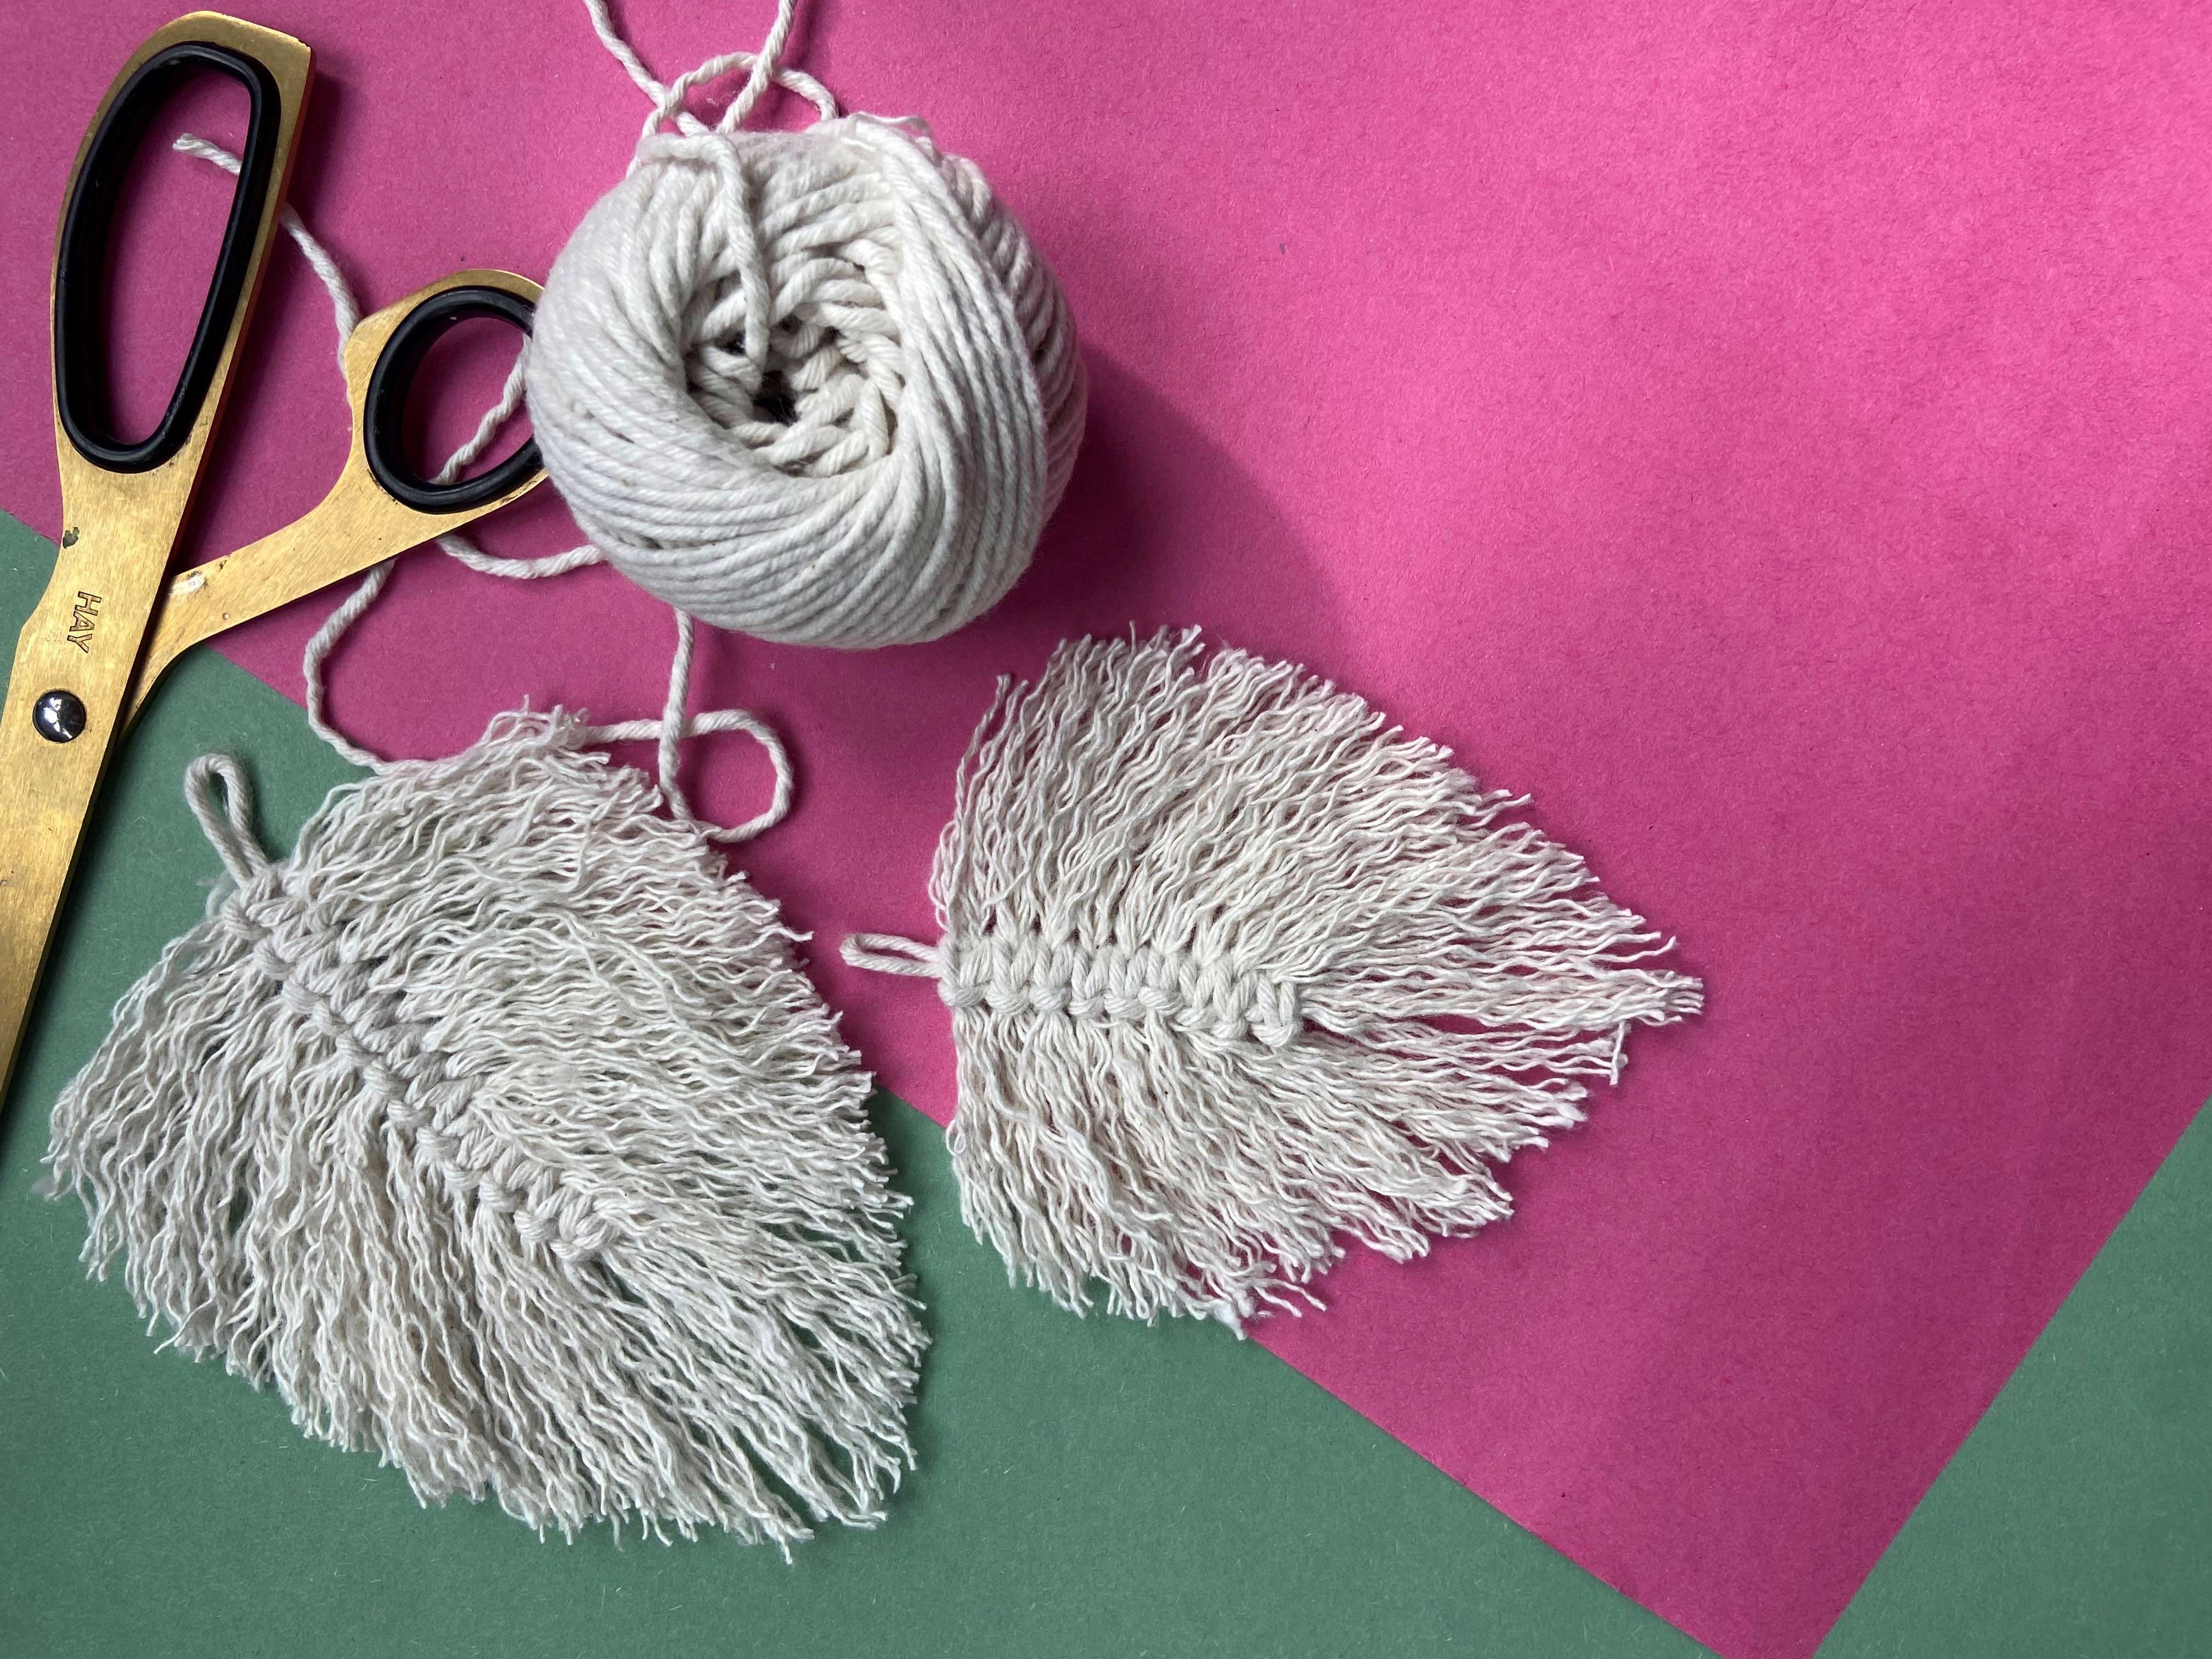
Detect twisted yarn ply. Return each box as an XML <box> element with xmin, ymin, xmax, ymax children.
<box><xmin>528</xmin><ymin>0</ymin><xmax>1087</xmax><ymax>647</ymax></box>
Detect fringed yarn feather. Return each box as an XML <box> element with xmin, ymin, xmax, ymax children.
<box><xmin>845</xmin><ymin>631</ymin><xmax>1702</xmax><ymax>1330</ymax></box>
<box><xmin>46</xmin><ymin>711</ymin><xmax>926</xmax><ymax>1545</ymax></box>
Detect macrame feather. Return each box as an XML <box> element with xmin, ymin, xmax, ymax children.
<box><xmin>846</xmin><ymin>631</ymin><xmax>1702</xmax><ymax>1330</ymax></box>
<box><xmin>47</xmin><ymin>711</ymin><xmax>926</xmax><ymax>1545</ymax></box>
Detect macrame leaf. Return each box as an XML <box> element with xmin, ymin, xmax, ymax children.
<box><xmin>46</xmin><ymin>712</ymin><xmax>926</xmax><ymax>1545</ymax></box>
<box><xmin>847</xmin><ymin>631</ymin><xmax>1702</xmax><ymax>1330</ymax></box>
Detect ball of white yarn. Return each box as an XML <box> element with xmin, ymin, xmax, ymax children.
<box><xmin>528</xmin><ymin>116</ymin><xmax>1086</xmax><ymax>648</ymax></box>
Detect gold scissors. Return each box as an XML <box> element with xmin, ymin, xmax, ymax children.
<box><xmin>0</xmin><ymin>12</ymin><xmax>546</xmax><ymax>1101</ymax></box>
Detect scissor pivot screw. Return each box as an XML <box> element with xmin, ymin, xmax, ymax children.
<box><xmin>32</xmin><ymin>690</ymin><xmax>88</xmax><ymax>743</ymax></box>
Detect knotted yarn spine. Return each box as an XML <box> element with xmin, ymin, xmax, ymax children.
<box><xmin>846</xmin><ymin>631</ymin><xmax>1705</xmax><ymax>1330</ymax></box>
<box><xmin>848</xmin><ymin>932</ymin><xmax>1304</xmax><ymax>1048</ymax></box>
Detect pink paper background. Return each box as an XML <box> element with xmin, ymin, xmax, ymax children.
<box><xmin>7</xmin><ymin>4</ymin><xmax>2212</xmax><ymax>1656</ymax></box>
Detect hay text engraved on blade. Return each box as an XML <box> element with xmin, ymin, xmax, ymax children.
<box><xmin>65</xmin><ymin>590</ymin><xmax>102</xmax><ymax>652</ymax></box>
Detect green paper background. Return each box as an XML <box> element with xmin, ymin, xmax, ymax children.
<box><xmin>1</xmin><ymin>512</ymin><xmax>2206</xmax><ymax>1657</ymax></box>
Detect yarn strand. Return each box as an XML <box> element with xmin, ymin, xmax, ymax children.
<box><xmin>172</xmin><ymin>134</ymin><xmax>359</xmax><ymax>367</ymax></box>
<box><xmin>578</xmin><ymin>608</ymin><xmax>796</xmax><ymax>842</ymax></box>
<box><xmin>300</xmin><ymin>560</ymin><xmax>392</xmax><ymax>768</ymax></box>
<box><xmin>581</xmin><ymin>0</ymin><xmax>838</xmax><ymax>140</ymax></box>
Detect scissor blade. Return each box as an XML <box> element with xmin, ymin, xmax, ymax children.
<box><xmin>0</xmin><ymin>549</ymin><xmax>146</xmax><ymax>1101</ymax></box>
<box><xmin>0</xmin><ymin>755</ymin><xmax>109</xmax><ymax>1105</ymax></box>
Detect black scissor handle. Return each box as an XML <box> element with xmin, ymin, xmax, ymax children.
<box><xmin>53</xmin><ymin>38</ymin><xmax>285</xmax><ymax>474</ymax></box>
<box><xmin>362</xmin><ymin>284</ymin><xmax>541</xmax><ymax>515</ymax></box>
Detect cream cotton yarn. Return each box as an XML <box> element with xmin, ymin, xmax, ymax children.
<box><xmin>527</xmin><ymin>0</ymin><xmax>1087</xmax><ymax>647</ymax></box>
<box><xmin>847</xmin><ymin>632</ymin><xmax>1705</xmax><ymax>1331</ymax></box>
